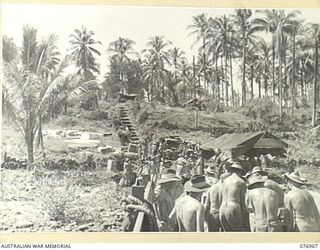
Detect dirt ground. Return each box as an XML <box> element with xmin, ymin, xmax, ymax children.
<box><xmin>0</xmin><ymin>168</ymin><xmax>130</xmax><ymax>232</ymax></box>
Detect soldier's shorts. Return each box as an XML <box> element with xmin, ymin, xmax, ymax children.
<box><xmin>220</xmin><ymin>202</ymin><xmax>248</xmax><ymax>232</ymax></box>
<box><xmin>252</xmin><ymin>219</ymin><xmax>282</xmax><ymax>232</ymax></box>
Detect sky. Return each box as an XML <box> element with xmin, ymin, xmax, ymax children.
<box><xmin>1</xmin><ymin>4</ymin><xmax>320</xmax><ymax>90</ymax></box>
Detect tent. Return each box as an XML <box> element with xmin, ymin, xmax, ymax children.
<box><xmin>200</xmin><ymin>131</ymin><xmax>287</xmax><ymax>159</ymax></box>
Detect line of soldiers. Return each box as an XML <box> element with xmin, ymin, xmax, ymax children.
<box><xmin>152</xmin><ymin>161</ymin><xmax>320</xmax><ymax>232</ymax></box>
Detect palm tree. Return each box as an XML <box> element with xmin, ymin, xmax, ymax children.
<box><xmin>3</xmin><ymin>26</ymin><xmax>60</xmax><ymax>164</ymax></box>
<box><xmin>3</xmin><ymin>26</ymin><xmax>97</xmax><ymax>165</ymax></box>
<box><xmin>233</xmin><ymin>9</ymin><xmax>254</xmax><ymax>106</ymax></box>
<box><xmin>274</xmin><ymin>10</ymin><xmax>301</xmax><ymax>119</ymax></box>
<box><xmin>302</xmin><ymin>24</ymin><xmax>320</xmax><ymax>127</ymax></box>
<box><xmin>142</xmin><ymin>36</ymin><xmax>171</xmax><ymax>101</ymax></box>
<box><xmin>208</xmin><ymin>15</ymin><xmax>234</xmax><ymax>106</ymax></box>
<box><xmin>188</xmin><ymin>14</ymin><xmax>209</xmax><ymax>98</ymax></box>
<box><xmin>168</xmin><ymin>47</ymin><xmax>186</xmax><ymax>78</ymax></box>
<box><xmin>108</xmin><ymin>37</ymin><xmax>136</xmax><ymax>94</ymax></box>
<box><xmin>197</xmin><ymin>52</ymin><xmax>213</xmax><ymax>97</ymax></box>
<box><xmin>253</xmin><ymin>9</ymin><xmax>301</xmax><ymax>118</ymax></box>
<box><xmin>69</xmin><ymin>26</ymin><xmax>101</xmax><ymax>79</ymax></box>
<box><xmin>254</xmin><ymin>40</ymin><xmax>272</xmax><ymax>97</ymax></box>
<box><xmin>287</xmin><ymin>21</ymin><xmax>303</xmax><ymax>115</ymax></box>
<box><xmin>178</xmin><ymin>59</ymin><xmax>193</xmax><ymax>99</ymax></box>
<box><xmin>167</xmin><ymin>47</ymin><xmax>186</xmax><ymax>103</ymax></box>
<box><xmin>252</xmin><ymin>10</ymin><xmax>279</xmax><ymax>101</ymax></box>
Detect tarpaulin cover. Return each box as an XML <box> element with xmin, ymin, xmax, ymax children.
<box><xmin>200</xmin><ymin>131</ymin><xmax>265</xmax><ymax>152</ymax></box>
<box><xmin>200</xmin><ymin>131</ymin><xmax>287</xmax><ymax>152</ymax></box>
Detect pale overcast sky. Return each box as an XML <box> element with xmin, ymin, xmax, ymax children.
<box><xmin>1</xmin><ymin>4</ymin><xmax>320</xmax><ymax>90</ymax></box>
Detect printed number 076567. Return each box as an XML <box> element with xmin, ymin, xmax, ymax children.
<box><xmin>300</xmin><ymin>244</ymin><xmax>318</xmax><ymax>248</ymax></box>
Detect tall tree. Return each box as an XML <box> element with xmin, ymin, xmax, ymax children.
<box><xmin>252</xmin><ymin>10</ymin><xmax>279</xmax><ymax>102</ymax></box>
<box><xmin>208</xmin><ymin>15</ymin><xmax>235</xmax><ymax>106</ymax></box>
<box><xmin>303</xmin><ymin>24</ymin><xmax>320</xmax><ymax>127</ymax></box>
<box><xmin>253</xmin><ymin>10</ymin><xmax>301</xmax><ymax>118</ymax></box>
<box><xmin>274</xmin><ymin>10</ymin><xmax>301</xmax><ymax>119</ymax></box>
<box><xmin>233</xmin><ymin>9</ymin><xmax>254</xmax><ymax>106</ymax></box>
<box><xmin>108</xmin><ymin>37</ymin><xmax>136</xmax><ymax>94</ymax></box>
<box><xmin>142</xmin><ymin>36</ymin><xmax>171</xmax><ymax>101</ymax></box>
<box><xmin>188</xmin><ymin>14</ymin><xmax>209</xmax><ymax>98</ymax></box>
<box><xmin>3</xmin><ymin>26</ymin><xmax>60</xmax><ymax>164</ymax></box>
<box><xmin>69</xmin><ymin>26</ymin><xmax>101</xmax><ymax>79</ymax></box>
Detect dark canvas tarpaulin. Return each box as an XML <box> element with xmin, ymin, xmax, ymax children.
<box><xmin>254</xmin><ymin>137</ymin><xmax>287</xmax><ymax>148</ymax></box>
<box><xmin>200</xmin><ymin>131</ymin><xmax>264</xmax><ymax>152</ymax></box>
<box><xmin>200</xmin><ymin>131</ymin><xmax>287</xmax><ymax>158</ymax></box>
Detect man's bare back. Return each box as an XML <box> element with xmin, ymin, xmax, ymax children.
<box><xmin>170</xmin><ymin>195</ymin><xmax>205</xmax><ymax>232</ymax></box>
<box><xmin>221</xmin><ymin>174</ymin><xmax>246</xmax><ymax>204</ymax></box>
<box><xmin>285</xmin><ymin>187</ymin><xmax>320</xmax><ymax>232</ymax></box>
<box><xmin>247</xmin><ymin>186</ymin><xmax>282</xmax><ymax>232</ymax></box>
<box><xmin>207</xmin><ymin>181</ymin><xmax>222</xmax><ymax>211</ymax></box>
<box><xmin>204</xmin><ymin>181</ymin><xmax>222</xmax><ymax>231</ymax></box>
<box><xmin>220</xmin><ymin>173</ymin><xmax>249</xmax><ymax>231</ymax></box>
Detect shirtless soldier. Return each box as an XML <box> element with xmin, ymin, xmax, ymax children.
<box><xmin>246</xmin><ymin>175</ymin><xmax>283</xmax><ymax>232</ymax></box>
<box><xmin>284</xmin><ymin>172</ymin><xmax>320</xmax><ymax>232</ymax></box>
<box><xmin>246</xmin><ymin>166</ymin><xmax>288</xmax><ymax>231</ymax></box>
<box><xmin>204</xmin><ymin>172</ymin><xmax>230</xmax><ymax>231</ymax></box>
<box><xmin>169</xmin><ymin>175</ymin><xmax>210</xmax><ymax>232</ymax></box>
<box><xmin>219</xmin><ymin>162</ymin><xmax>250</xmax><ymax>231</ymax></box>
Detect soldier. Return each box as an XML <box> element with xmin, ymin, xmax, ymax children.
<box><xmin>204</xmin><ymin>172</ymin><xmax>230</xmax><ymax>232</ymax></box>
<box><xmin>246</xmin><ymin>166</ymin><xmax>288</xmax><ymax>231</ymax></box>
<box><xmin>119</xmin><ymin>159</ymin><xmax>137</xmax><ymax>187</ymax></box>
<box><xmin>175</xmin><ymin>153</ymin><xmax>191</xmax><ymax>178</ymax></box>
<box><xmin>219</xmin><ymin>162</ymin><xmax>250</xmax><ymax>231</ymax></box>
<box><xmin>204</xmin><ymin>164</ymin><xmax>219</xmax><ymax>186</ymax></box>
<box><xmin>169</xmin><ymin>175</ymin><xmax>210</xmax><ymax>232</ymax></box>
<box><xmin>284</xmin><ymin>172</ymin><xmax>320</xmax><ymax>232</ymax></box>
<box><xmin>246</xmin><ymin>175</ymin><xmax>283</xmax><ymax>232</ymax></box>
<box><xmin>153</xmin><ymin>169</ymin><xmax>183</xmax><ymax>231</ymax></box>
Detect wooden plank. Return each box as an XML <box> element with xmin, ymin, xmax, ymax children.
<box><xmin>132</xmin><ymin>180</ymin><xmax>154</xmax><ymax>232</ymax></box>
<box><xmin>133</xmin><ymin>212</ymin><xmax>145</xmax><ymax>232</ymax></box>
<box><xmin>144</xmin><ymin>181</ymin><xmax>153</xmax><ymax>203</ymax></box>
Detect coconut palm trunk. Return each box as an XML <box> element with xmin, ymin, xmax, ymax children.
<box><xmin>284</xmin><ymin>51</ymin><xmax>288</xmax><ymax>108</ymax></box>
<box><xmin>312</xmin><ymin>36</ymin><xmax>318</xmax><ymax>127</ymax></box>
<box><xmin>279</xmin><ymin>52</ymin><xmax>283</xmax><ymax>120</ymax></box>
<box><xmin>300</xmin><ymin>69</ymin><xmax>304</xmax><ymax>99</ymax></box>
<box><xmin>215</xmin><ymin>56</ymin><xmax>220</xmax><ymax>101</ymax></box>
<box><xmin>202</xmin><ymin>38</ymin><xmax>206</xmax><ymax>97</ymax></box>
<box><xmin>225</xmin><ymin>51</ymin><xmax>229</xmax><ymax>107</ymax></box>
<box><xmin>272</xmin><ymin>40</ymin><xmax>276</xmax><ymax>102</ymax></box>
<box><xmin>242</xmin><ymin>36</ymin><xmax>247</xmax><ymax>106</ymax></box>
<box><xmin>25</xmin><ymin>119</ymin><xmax>35</xmax><ymax>165</ymax></box>
<box><xmin>250</xmin><ymin>65</ymin><xmax>254</xmax><ymax>99</ymax></box>
<box><xmin>229</xmin><ymin>52</ymin><xmax>234</xmax><ymax>107</ymax></box>
<box><xmin>291</xmin><ymin>29</ymin><xmax>296</xmax><ymax>115</ymax></box>
<box><xmin>193</xmin><ymin>55</ymin><xmax>196</xmax><ymax>98</ymax></box>
<box><xmin>264</xmin><ymin>68</ymin><xmax>268</xmax><ymax>97</ymax></box>
<box><xmin>220</xmin><ymin>56</ymin><xmax>225</xmax><ymax>104</ymax></box>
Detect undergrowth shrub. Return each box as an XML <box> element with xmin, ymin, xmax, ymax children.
<box><xmin>79</xmin><ymin>109</ymin><xmax>109</xmax><ymax>121</ymax></box>
<box><xmin>239</xmin><ymin>98</ymin><xmax>290</xmax><ymax>131</ymax></box>
<box><xmin>35</xmin><ymin>176</ymin><xmax>76</xmax><ymax>221</ymax></box>
<box><xmin>55</xmin><ymin>116</ymin><xmax>79</xmax><ymax>127</ymax></box>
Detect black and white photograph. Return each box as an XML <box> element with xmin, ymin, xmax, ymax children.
<box><xmin>1</xmin><ymin>3</ymin><xmax>320</xmax><ymax>234</ymax></box>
